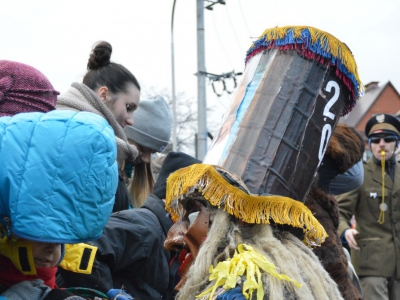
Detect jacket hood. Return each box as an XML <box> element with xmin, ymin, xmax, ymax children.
<box><xmin>0</xmin><ymin>110</ymin><xmax>118</xmax><ymax>243</ymax></box>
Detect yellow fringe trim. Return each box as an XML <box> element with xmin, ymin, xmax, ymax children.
<box><xmin>196</xmin><ymin>244</ymin><xmax>301</xmax><ymax>300</ymax></box>
<box><xmin>249</xmin><ymin>25</ymin><xmax>363</xmax><ymax>98</ymax></box>
<box><xmin>166</xmin><ymin>164</ymin><xmax>327</xmax><ymax>246</ymax></box>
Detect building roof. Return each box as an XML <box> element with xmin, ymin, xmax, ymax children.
<box><xmin>339</xmin><ymin>81</ymin><xmax>391</xmax><ymax>127</ymax></box>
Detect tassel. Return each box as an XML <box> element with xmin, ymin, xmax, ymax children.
<box><xmin>166</xmin><ymin>164</ymin><xmax>328</xmax><ymax>247</ymax></box>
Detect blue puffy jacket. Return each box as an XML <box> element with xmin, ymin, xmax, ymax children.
<box><xmin>0</xmin><ymin>110</ymin><xmax>118</xmax><ymax>243</ymax></box>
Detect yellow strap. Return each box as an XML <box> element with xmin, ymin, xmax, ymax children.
<box><xmin>0</xmin><ymin>238</ymin><xmax>98</xmax><ymax>275</ymax></box>
<box><xmin>58</xmin><ymin>243</ymin><xmax>97</xmax><ymax>274</ymax></box>
<box><xmin>378</xmin><ymin>151</ymin><xmax>386</xmax><ymax>224</ymax></box>
<box><xmin>0</xmin><ymin>236</ymin><xmax>36</xmax><ymax>275</ymax></box>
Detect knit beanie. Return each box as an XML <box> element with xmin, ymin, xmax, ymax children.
<box><xmin>124</xmin><ymin>95</ymin><xmax>172</xmax><ymax>152</ymax></box>
<box><xmin>0</xmin><ymin>60</ymin><xmax>59</xmax><ymax>116</ymax></box>
<box><xmin>153</xmin><ymin>151</ymin><xmax>201</xmax><ymax>199</ymax></box>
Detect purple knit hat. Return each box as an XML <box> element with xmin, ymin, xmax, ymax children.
<box><xmin>0</xmin><ymin>60</ymin><xmax>59</xmax><ymax>116</ymax></box>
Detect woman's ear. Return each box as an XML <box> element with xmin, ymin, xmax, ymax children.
<box><xmin>97</xmin><ymin>86</ymin><xmax>110</xmax><ymax>102</ymax></box>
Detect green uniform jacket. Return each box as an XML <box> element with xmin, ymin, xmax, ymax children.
<box><xmin>338</xmin><ymin>159</ymin><xmax>400</xmax><ymax>279</ymax></box>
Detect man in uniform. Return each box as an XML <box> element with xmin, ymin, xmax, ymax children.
<box><xmin>338</xmin><ymin>113</ymin><xmax>400</xmax><ymax>300</ymax></box>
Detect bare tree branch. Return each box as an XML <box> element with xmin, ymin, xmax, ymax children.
<box><xmin>141</xmin><ymin>85</ymin><xmax>218</xmax><ymax>155</ymax></box>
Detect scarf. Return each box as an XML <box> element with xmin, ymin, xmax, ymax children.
<box><xmin>57</xmin><ymin>82</ymin><xmax>138</xmax><ymax>169</ymax></box>
<box><xmin>0</xmin><ymin>255</ymin><xmax>57</xmax><ymax>289</ymax></box>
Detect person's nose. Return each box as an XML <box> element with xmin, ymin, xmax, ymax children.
<box><xmin>379</xmin><ymin>138</ymin><xmax>386</xmax><ymax>146</ymax></box>
<box><xmin>125</xmin><ymin>113</ymin><xmax>134</xmax><ymax>126</ymax></box>
<box><xmin>164</xmin><ymin>220</ymin><xmax>189</xmax><ymax>251</ymax></box>
<box><xmin>44</xmin><ymin>243</ymin><xmax>57</xmax><ymax>253</ymax></box>
<box><xmin>140</xmin><ymin>152</ymin><xmax>151</xmax><ymax>164</ymax></box>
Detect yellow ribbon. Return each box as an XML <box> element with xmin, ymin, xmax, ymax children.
<box><xmin>196</xmin><ymin>244</ymin><xmax>301</xmax><ymax>300</ymax></box>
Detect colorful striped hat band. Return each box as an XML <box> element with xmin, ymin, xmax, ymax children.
<box><xmin>245</xmin><ymin>25</ymin><xmax>364</xmax><ymax>114</ymax></box>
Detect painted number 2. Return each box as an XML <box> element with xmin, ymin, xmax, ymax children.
<box><xmin>318</xmin><ymin>80</ymin><xmax>340</xmax><ymax>161</ymax></box>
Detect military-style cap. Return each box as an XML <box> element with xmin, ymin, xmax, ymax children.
<box><xmin>365</xmin><ymin>114</ymin><xmax>400</xmax><ymax>137</ymax></box>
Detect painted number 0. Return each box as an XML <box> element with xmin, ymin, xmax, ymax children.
<box><xmin>318</xmin><ymin>80</ymin><xmax>340</xmax><ymax>161</ymax></box>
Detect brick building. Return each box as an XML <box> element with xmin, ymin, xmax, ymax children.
<box><xmin>339</xmin><ymin>81</ymin><xmax>400</xmax><ymax>160</ymax></box>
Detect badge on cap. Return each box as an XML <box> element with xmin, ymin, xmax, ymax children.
<box><xmin>376</xmin><ymin>114</ymin><xmax>385</xmax><ymax>123</ymax></box>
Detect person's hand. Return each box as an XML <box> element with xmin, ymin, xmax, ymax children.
<box><xmin>344</xmin><ymin>228</ymin><xmax>360</xmax><ymax>250</ymax></box>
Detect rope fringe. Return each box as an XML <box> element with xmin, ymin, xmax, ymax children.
<box><xmin>245</xmin><ymin>26</ymin><xmax>364</xmax><ymax>116</ymax></box>
<box><xmin>166</xmin><ymin>164</ymin><xmax>327</xmax><ymax>246</ymax></box>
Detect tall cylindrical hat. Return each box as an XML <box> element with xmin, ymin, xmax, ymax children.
<box><xmin>165</xmin><ymin>26</ymin><xmax>363</xmax><ymax>246</ymax></box>
<box><xmin>204</xmin><ymin>25</ymin><xmax>363</xmax><ymax>202</ymax></box>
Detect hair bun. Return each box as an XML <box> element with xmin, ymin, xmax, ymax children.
<box><xmin>87</xmin><ymin>41</ymin><xmax>112</xmax><ymax>71</ymax></box>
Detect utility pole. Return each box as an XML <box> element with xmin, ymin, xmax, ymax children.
<box><xmin>196</xmin><ymin>0</ymin><xmax>207</xmax><ymax>160</ymax></box>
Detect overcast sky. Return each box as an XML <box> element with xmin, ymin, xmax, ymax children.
<box><xmin>1</xmin><ymin>0</ymin><xmax>399</xmax><ymax>131</ymax></box>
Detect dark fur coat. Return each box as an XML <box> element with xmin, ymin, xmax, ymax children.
<box><xmin>305</xmin><ymin>124</ymin><xmax>364</xmax><ymax>300</ymax></box>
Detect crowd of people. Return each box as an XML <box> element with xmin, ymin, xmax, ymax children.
<box><xmin>0</xmin><ymin>24</ymin><xmax>399</xmax><ymax>300</ymax></box>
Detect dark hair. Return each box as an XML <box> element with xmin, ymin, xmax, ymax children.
<box><xmin>83</xmin><ymin>41</ymin><xmax>140</xmax><ymax>95</ymax></box>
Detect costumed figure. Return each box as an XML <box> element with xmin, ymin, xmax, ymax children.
<box><xmin>164</xmin><ymin>25</ymin><xmax>363</xmax><ymax>300</ymax></box>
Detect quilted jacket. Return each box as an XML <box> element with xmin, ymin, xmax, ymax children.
<box><xmin>0</xmin><ymin>110</ymin><xmax>118</xmax><ymax>243</ymax></box>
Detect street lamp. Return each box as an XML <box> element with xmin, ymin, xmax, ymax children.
<box><xmin>171</xmin><ymin>0</ymin><xmax>178</xmax><ymax>151</ymax></box>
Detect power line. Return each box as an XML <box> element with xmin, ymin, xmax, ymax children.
<box><xmin>203</xmin><ymin>1</ymin><xmax>242</xmax><ymax>98</ymax></box>
<box><xmin>225</xmin><ymin>2</ymin><xmax>244</xmax><ymax>58</ymax></box>
<box><xmin>204</xmin><ymin>0</ymin><xmax>226</xmax><ymax>10</ymax></box>
<box><xmin>196</xmin><ymin>70</ymin><xmax>243</xmax><ymax>97</ymax></box>
<box><xmin>236</xmin><ymin>0</ymin><xmax>252</xmax><ymax>37</ymax></box>
<box><xmin>212</xmin><ymin>8</ymin><xmax>234</xmax><ymax>69</ymax></box>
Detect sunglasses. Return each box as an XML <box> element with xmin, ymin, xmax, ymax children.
<box><xmin>369</xmin><ymin>136</ymin><xmax>398</xmax><ymax>144</ymax></box>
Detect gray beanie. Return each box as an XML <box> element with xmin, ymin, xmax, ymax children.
<box><xmin>124</xmin><ymin>95</ymin><xmax>172</xmax><ymax>152</ymax></box>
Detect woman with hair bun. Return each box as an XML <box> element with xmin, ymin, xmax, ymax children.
<box><xmin>57</xmin><ymin>41</ymin><xmax>141</xmax><ymax>212</ymax></box>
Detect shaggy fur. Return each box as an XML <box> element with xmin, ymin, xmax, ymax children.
<box><xmin>304</xmin><ymin>124</ymin><xmax>364</xmax><ymax>300</ymax></box>
<box><xmin>177</xmin><ymin>209</ymin><xmax>344</xmax><ymax>300</ymax></box>
<box><xmin>324</xmin><ymin>124</ymin><xmax>365</xmax><ymax>173</ymax></box>
<box><xmin>305</xmin><ymin>186</ymin><xmax>361</xmax><ymax>300</ymax></box>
